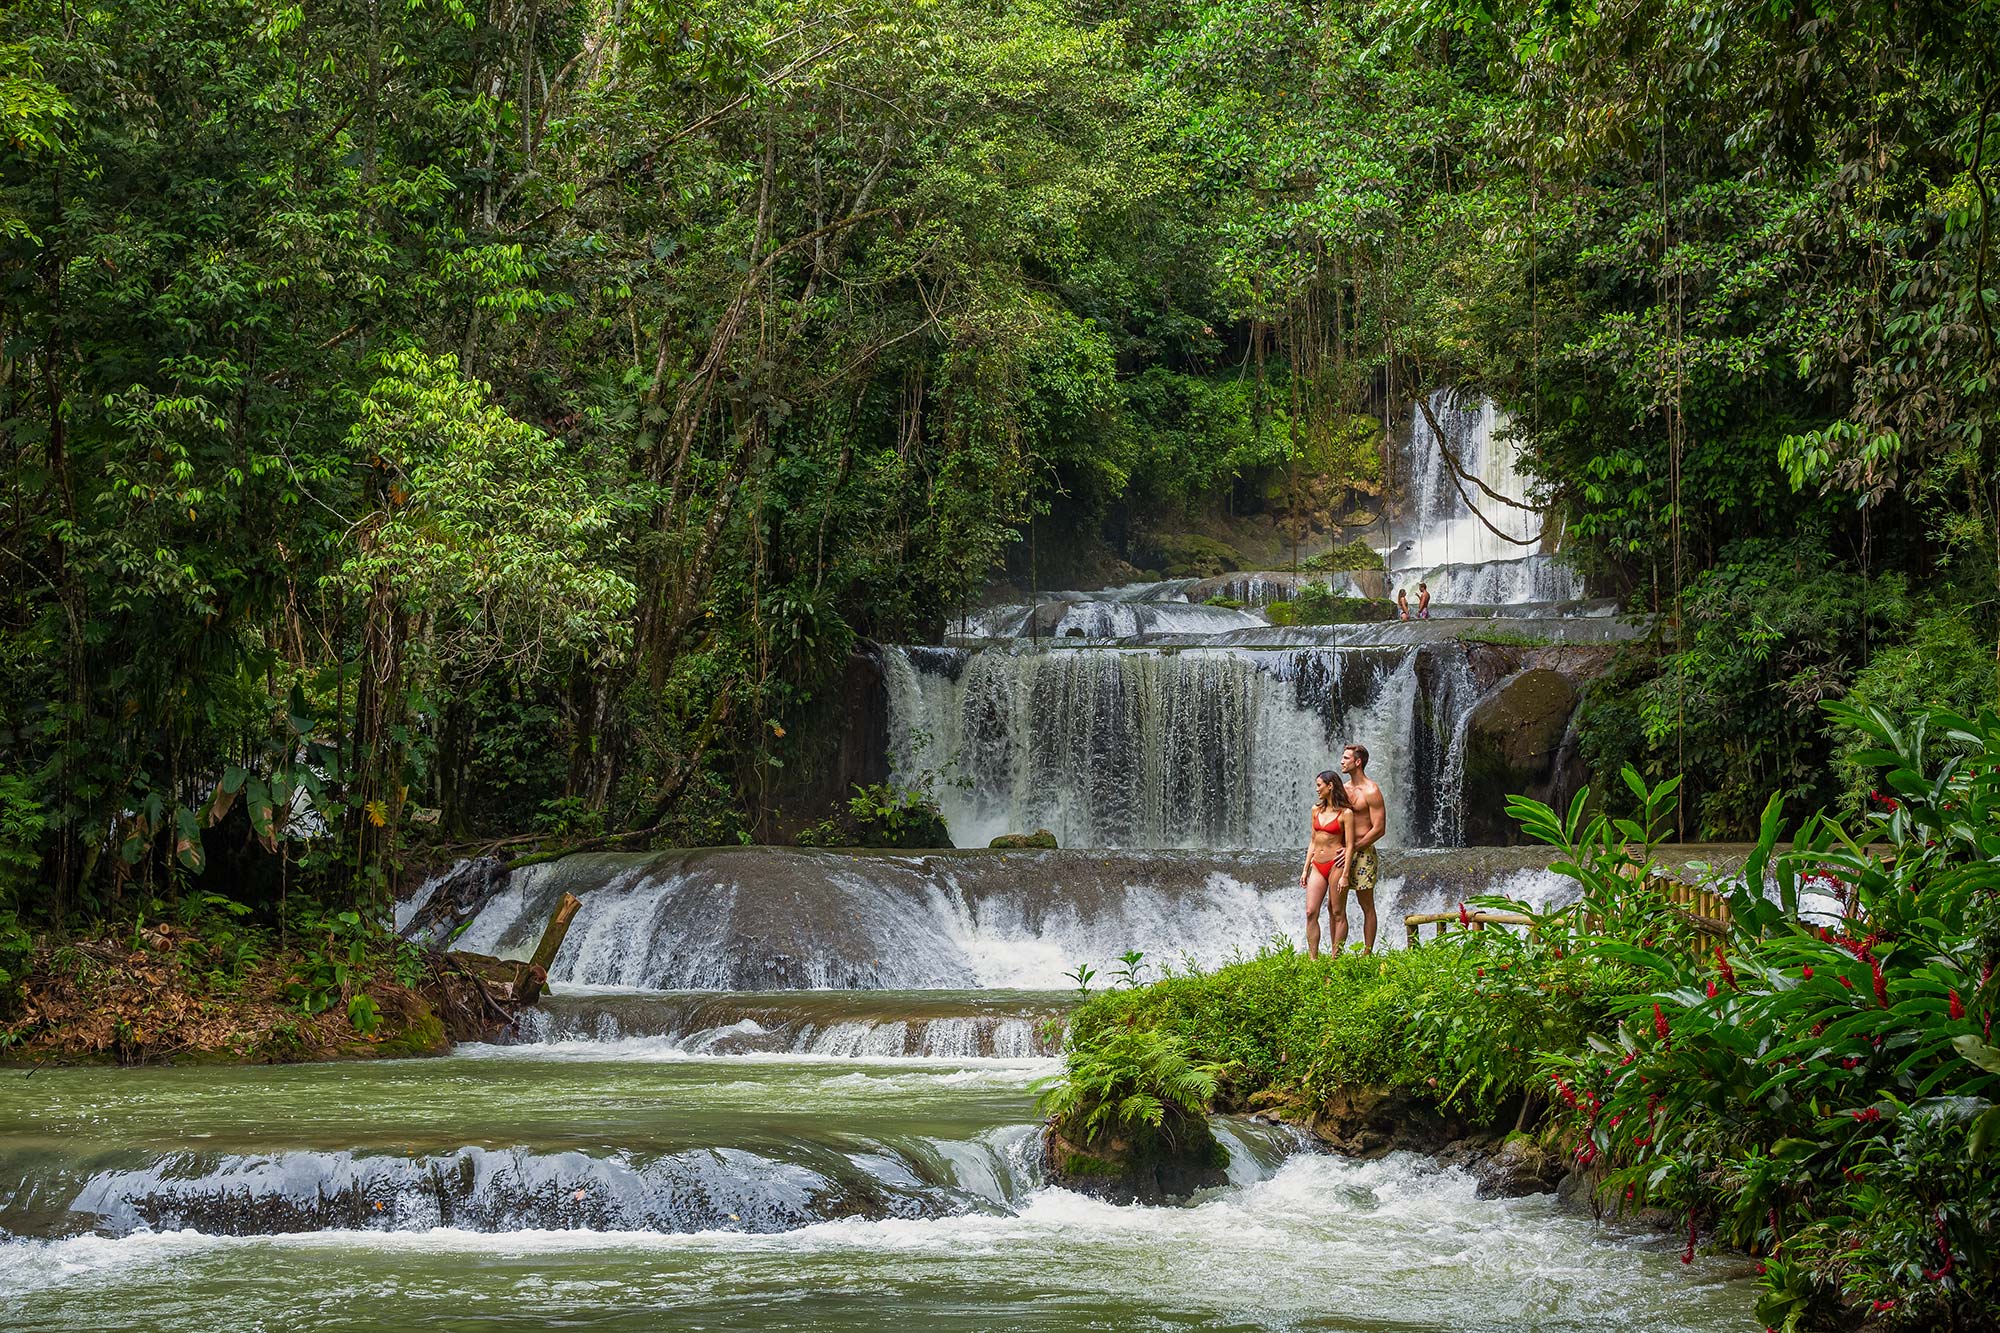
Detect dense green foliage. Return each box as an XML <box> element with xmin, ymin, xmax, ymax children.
<box><xmin>1032</xmin><ymin>1025</ymin><xmax>1223</xmax><ymax>1158</ymax></box>
<box><xmin>3</xmin><ymin>0</ymin><xmax>1997</xmax><ymax>920</ymax></box>
<box><xmin>1511</xmin><ymin>708</ymin><xmax>2000</xmax><ymax>1330</ymax></box>
<box><xmin>1067</xmin><ymin>932</ymin><xmax>1629</xmax><ymax>1122</ymax></box>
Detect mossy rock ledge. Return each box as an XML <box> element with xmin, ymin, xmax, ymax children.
<box><xmin>1041</xmin><ymin>1122</ymin><xmax>1230</xmax><ymax>1204</ymax></box>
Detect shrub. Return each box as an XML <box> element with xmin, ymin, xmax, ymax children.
<box><xmin>1514</xmin><ymin>708</ymin><xmax>2000</xmax><ymax>1332</ymax></box>
<box><xmin>795</xmin><ymin>782</ymin><xmax>951</xmax><ymax>849</ymax></box>
<box><xmin>1033</xmin><ymin>1025</ymin><xmax>1224</xmax><ymax>1157</ymax></box>
<box><xmin>1069</xmin><ymin>935</ymin><xmax>1629</xmax><ymax>1121</ymax></box>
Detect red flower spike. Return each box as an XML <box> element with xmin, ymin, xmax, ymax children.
<box><xmin>1950</xmin><ymin>989</ymin><xmax>1965</xmax><ymax>1021</ymax></box>
<box><xmin>1802</xmin><ymin>966</ymin><xmax>1813</xmax><ymax>980</ymax></box>
<box><xmin>1706</xmin><ymin>980</ymin><xmax>1718</xmax><ymax>999</ymax></box>
<box><xmin>1714</xmin><ymin>947</ymin><xmax>1737</xmax><ymax>990</ymax></box>
<box><xmin>1870</xmin><ymin>958</ymin><xmax>1889</xmax><ymax>1008</ymax></box>
<box><xmin>1839</xmin><ymin>975</ymin><xmax>1853</xmax><ymax>990</ymax></box>
<box><xmin>1654</xmin><ymin>1003</ymin><xmax>1671</xmax><ymax>1043</ymax></box>
<box><xmin>1458</xmin><ymin>901</ymin><xmax>1470</xmax><ymax>927</ymax></box>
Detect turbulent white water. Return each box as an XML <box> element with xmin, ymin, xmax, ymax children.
<box><xmin>2</xmin><ymin>1149</ymin><xmax>1755</xmax><ymax>1331</ymax></box>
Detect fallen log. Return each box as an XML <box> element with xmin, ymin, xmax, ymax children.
<box><xmin>521</xmin><ymin>892</ymin><xmax>582</xmax><ymax>1005</ymax></box>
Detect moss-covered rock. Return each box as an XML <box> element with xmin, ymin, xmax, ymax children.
<box><xmin>1145</xmin><ymin>533</ymin><xmax>1244</xmax><ymax>578</ymax></box>
<box><xmin>989</xmin><ymin>829</ymin><xmax>1058</xmax><ymax>849</ymax></box>
<box><xmin>1042</xmin><ymin>1122</ymin><xmax>1231</xmax><ymax>1204</ymax></box>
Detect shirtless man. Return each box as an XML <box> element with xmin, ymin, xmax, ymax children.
<box><xmin>1334</xmin><ymin>743</ymin><xmax>1386</xmax><ymax>953</ymax></box>
<box><xmin>1417</xmin><ymin>582</ymin><xmax>1431</xmax><ymax>620</ymax></box>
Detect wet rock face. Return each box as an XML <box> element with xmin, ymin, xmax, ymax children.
<box><xmin>1302</xmin><ymin>1086</ymin><xmax>1482</xmax><ymax>1159</ymax></box>
<box><xmin>1041</xmin><ymin>1125</ymin><xmax>1230</xmax><ymax>1205</ymax></box>
<box><xmin>1466</xmin><ymin>1135</ymin><xmax>1564</xmax><ymax>1199</ymax></box>
<box><xmin>1460</xmin><ymin>668</ymin><xmax>1580</xmax><ymax>844</ymax></box>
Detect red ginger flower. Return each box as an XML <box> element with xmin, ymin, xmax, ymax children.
<box><xmin>1706</xmin><ymin>981</ymin><xmax>1718</xmax><ymax>999</ymax></box>
<box><xmin>1802</xmin><ymin>966</ymin><xmax>1813</xmax><ymax>980</ymax></box>
<box><xmin>1714</xmin><ymin>947</ymin><xmax>1737</xmax><ymax>989</ymax></box>
<box><xmin>1458</xmin><ymin>901</ymin><xmax>1470</xmax><ymax>926</ymax></box>
<box><xmin>1950</xmin><ymin>989</ymin><xmax>1965</xmax><ymax>1020</ymax></box>
<box><xmin>1839</xmin><ymin>975</ymin><xmax>1853</xmax><ymax>990</ymax></box>
<box><xmin>1869</xmin><ymin>957</ymin><xmax>1889</xmax><ymax>1008</ymax></box>
<box><xmin>1654</xmin><ymin>1003</ymin><xmax>1671</xmax><ymax>1043</ymax></box>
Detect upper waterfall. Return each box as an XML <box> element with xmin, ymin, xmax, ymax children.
<box><xmin>1389</xmin><ymin>394</ymin><xmax>1580</xmax><ymax>603</ymax></box>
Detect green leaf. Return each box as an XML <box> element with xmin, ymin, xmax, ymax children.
<box><xmin>1952</xmin><ymin>1035</ymin><xmax>2000</xmax><ymax>1075</ymax></box>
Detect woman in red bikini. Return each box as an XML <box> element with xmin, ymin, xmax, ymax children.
<box><xmin>1298</xmin><ymin>769</ymin><xmax>1356</xmax><ymax>960</ymax></box>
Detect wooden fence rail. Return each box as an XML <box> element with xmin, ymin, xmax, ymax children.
<box><xmin>1405</xmin><ymin>873</ymin><xmax>1734</xmax><ymax>951</ymax></box>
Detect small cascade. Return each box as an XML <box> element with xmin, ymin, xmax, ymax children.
<box><xmin>1403</xmin><ymin>554</ymin><xmax>1585</xmax><ymax>607</ymax></box>
<box><xmin>39</xmin><ymin>1132</ymin><xmax>1049</xmax><ymax>1239</ymax></box>
<box><xmin>448</xmin><ymin>847</ymin><xmax>1578</xmax><ymax>990</ymax></box>
<box><xmin>511</xmin><ymin>990</ymin><xmax>1068</xmax><ymax>1059</ymax></box>
<box><xmin>955</xmin><ymin>581</ymin><xmax>1259</xmax><ymax>641</ymax></box>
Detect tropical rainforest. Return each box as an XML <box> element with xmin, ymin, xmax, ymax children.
<box><xmin>4</xmin><ymin>0</ymin><xmax>1998</xmax><ymax>926</ymax></box>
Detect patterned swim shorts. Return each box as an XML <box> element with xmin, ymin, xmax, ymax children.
<box><xmin>1350</xmin><ymin>846</ymin><xmax>1379</xmax><ymax>895</ymax></box>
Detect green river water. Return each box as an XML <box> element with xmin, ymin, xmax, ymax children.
<box><xmin>0</xmin><ymin>1000</ymin><xmax>1755</xmax><ymax>1332</ymax></box>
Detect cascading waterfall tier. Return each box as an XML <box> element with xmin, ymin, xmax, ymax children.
<box><xmin>514</xmin><ymin>989</ymin><xmax>1068</xmax><ymax>1058</ymax></box>
<box><xmin>883</xmin><ymin>642</ymin><xmax>1469</xmax><ymax>850</ymax></box>
<box><xmin>448</xmin><ymin>846</ymin><xmax>1581</xmax><ymax>990</ymax></box>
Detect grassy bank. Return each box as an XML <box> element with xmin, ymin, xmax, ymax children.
<box><xmin>0</xmin><ymin>902</ymin><xmax>447</xmax><ymax>1064</ymax></box>
<box><xmin>1069</xmin><ymin>937</ymin><xmax>1629</xmax><ymax>1126</ymax></box>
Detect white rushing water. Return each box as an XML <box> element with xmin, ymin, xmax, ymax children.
<box><xmin>2</xmin><ymin>1149</ymin><xmax>1753</xmax><ymax>1331</ymax></box>
<box><xmin>447</xmin><ymin>848</ymin><xmax>1576</xmax><ymax>990</ymax></box>
<box><xmin>1387</xmin><ymin>393</ymin><xmax>1582</xmax><ymax>605</ymax></box>
<box><xmin>883</xmin><ymin>644</ymin><xmax>1445</xmax><ymax>850</ymax></box>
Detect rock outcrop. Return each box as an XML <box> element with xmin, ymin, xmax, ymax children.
<box><xmin>1041</xmin><ymin>1123</ymin><xmax>1230</xmax><ymax>1204</ymax></box>
<box><xmin>988</xmin><ymin>829</ymin><xmax>1057</xmax><ymax>849</ymax></box>
<box><xmin>1460</xmin><ymin>668</ymin><xmax>1583</xmax><ymax>843</ymax></box>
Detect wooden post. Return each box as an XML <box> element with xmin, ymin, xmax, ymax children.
<box><xmin>521</xmin><ymin>892</ymin><xmax>582</xmax><ymax>1004</ymax></box>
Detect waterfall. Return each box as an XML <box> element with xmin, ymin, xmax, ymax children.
<box><xmin>1390</xmin><ymin>394</ymin><xmax>1577</xmax><ymax>605</ymax></box>
<box><xmin>450</xmin><ymin>847</ymin><xmax>1578</xmax><ymax>989</ymax></box>
<box><xmin>883</xmin><ymin>644</ymin><xmax>1465</xmax><ymax>850</ymax></box>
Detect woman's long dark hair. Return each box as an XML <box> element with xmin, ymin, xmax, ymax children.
<box><xmin>1315</xmin><ymin>770</ymin><xmax>1353</xmax><ymax>812</ymax></box>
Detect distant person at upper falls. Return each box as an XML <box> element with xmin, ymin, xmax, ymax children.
<box><xmin>1335</xmin><ymin>743</ymin><xmax>1386</xmax><ymax>954</ymax></box>
<box><xmin>1417</xmin><ymin>582</ymin><xmax>1431</xmax><ymax>620</ymax></box>
<box><xmin>1396</xmin><ymin>587</ymin><xmax>1410</xmax><ymax>621</ymax></box>
<box><xmin>1298</xmin><ymin>770</ymin><xmax>1355</xmax><ymax>960</ymax></box>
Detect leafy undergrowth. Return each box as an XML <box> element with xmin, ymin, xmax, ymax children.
<box><xmin>0</xmin><ymin>905</ymin><xmax>446</xmax><ymax>1064</ymax></box>
<box><xmin>1520</xmin><ymin>707</ymin><xmax>2000</xmax><ymax>1332</ymax></box>
<box><xmin>1068</xmin><ymin>934</ymin><xmax>1633</xmax><ymax>1123</ymax></box>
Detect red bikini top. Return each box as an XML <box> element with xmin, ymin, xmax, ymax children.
<box><xmin>1312</xmin><ymin>809</ymin><xmax>1341</xmax><ymax>834</ymax></box>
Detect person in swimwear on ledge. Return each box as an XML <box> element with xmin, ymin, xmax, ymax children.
<box><xmin>1336</xmin><ymin>742</ymin><xmax>1387</xmax><ymax>954</ymax></box>
<box><xmin>1299</xmin><ymin>770</ymin><xmax>1356</xmax><ymax>960</ymax></box>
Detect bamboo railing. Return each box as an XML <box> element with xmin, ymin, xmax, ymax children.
<box><xmin>1404</xmin><ymin>869</ymin><xmax>1733</xmax><ymax>950</ymax></box>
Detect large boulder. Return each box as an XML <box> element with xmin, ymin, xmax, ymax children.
<box><xmin>1461</xmin><ymin>668</ymin><xmax>1580</xmax><ymax>844</ymax></box>
<box><xmin>1042</xmin><ymin>1122</ymin><xmax>1230</xmax><ymax>1204</ymax></box>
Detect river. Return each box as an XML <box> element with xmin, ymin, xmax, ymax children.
<box><xmin>1</xmin><ymin>1036</ymin><xmax>1753</xmax><ymax>1331</ymax></box>
<box><xmin>0</xmin><ymin>396</ymin><xmax>1756</xmax><ymax>1329</ymax></box>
